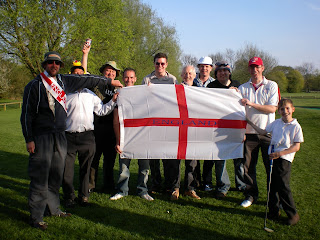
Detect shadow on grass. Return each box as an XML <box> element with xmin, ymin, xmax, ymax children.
<box><xmin>0</xmin><ymin>151</ymin><xmax>254</xmax><ymax>239</ymax></box>
<box><xmin>66</xmin><ymin>202</ymin><xmax>253</xmax><ymax>240</ymax></box>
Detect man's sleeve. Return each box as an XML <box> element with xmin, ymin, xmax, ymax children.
<box><xmin>63</xmin><ymin>74</ymin><xmax>112</xmax><ymax>93</ymax></box>
<box><xmin>20</xmin><ymin>81</ymin><xmax>38</xmax><ymax>143</ymax></box>
<box><xmin>266</xmin><ymin>81</ymin><xmax>279</xmax><ymax>106</ymax></box>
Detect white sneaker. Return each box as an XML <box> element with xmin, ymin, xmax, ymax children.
<box><xmin>240</xmin><ymin>199</ymin><xmax>253</xmax><ymax>208</ymax></box>
<box><xmin>110</xmin><ymin>193</ymin><xmax>125</xmax><ymax>200</ymax></box>
<box><xmin>140</xmin><ymin>193</ymin><xmax>154</xmax><ymax>201</ymax></box>
<box><xmin>204</xmin><ymin>185</ymin><xmax>213</xmax><ymax>192</ymax></box>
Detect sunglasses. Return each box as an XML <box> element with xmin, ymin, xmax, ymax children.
<box><xmin>155</xmin><ymin>62</ymin><xmax>166</xmax><ymax>66</ymax></box>
<box><xmin>215</xmin><ymin>62</ymin><xmax>229</xmax><ymax>67</ymax></box>
<box><xmin>47</xmin><ymin>60</ymin><xmax>61</xmax><ymax>65</ymax></box>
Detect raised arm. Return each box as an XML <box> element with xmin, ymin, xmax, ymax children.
<box><xmin>81</xmin><ymin>41</ymin><xmax>91</xmax><ymax>73</ymax></box>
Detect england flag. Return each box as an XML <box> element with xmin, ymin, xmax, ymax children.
<box><xmin>117</xmin><ymin>84</ymin><xmax>247</xmax><ymax>160</ymax></box>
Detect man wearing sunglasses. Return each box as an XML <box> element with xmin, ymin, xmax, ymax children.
<box><xmin>20</xmin><ymin>51</ymin><xmax>122</xmax><ymax>230</ymax></box>
<box><xmin>142</xmin><ymin>53</ymin><xmax>180</xmax><ymax>200</ymax></box>
<box><xmin>204</xmin><ymin>61</ymin><xmax>246</xmax><ymax>198</ymax></box>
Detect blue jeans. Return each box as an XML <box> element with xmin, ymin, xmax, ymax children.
<box><xmin>233</xmin><ymin>158</ymin><xmax>246</xmax><ymax>191</ymax></box>
<box><xmin>116</xmin><ymin>158</ymin><xmax>149</xmax><ymax>196</ymax></box>
<box><xmin>202</xmin><ymin>160</ymin><xmax>231</xmax><ymax>194</ymax></box>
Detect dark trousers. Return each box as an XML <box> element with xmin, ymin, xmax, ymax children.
<box><xmin>269</xmin><ymin>158</ymin><xmax>297</xmax><ymax>218</ymax></box>
<box><xmin>163</xmin><ymin>159</ymin><xmax>181</xmax><ymax>191</ymax></box>
<box><xmin>149</xmin><ymin>159</ymin><xmax>181</xmax><ymax>191</ymax></box>
<box><xmin>243</xmin><ymin>134</ymin><xmax>271</xmax><ymax>200</ymax></box>
<box><xmin>89</xmin><ymin>129</ymin><xmax>116</xmax><ymax>190</ymax></box>
<box><xmin>63</xmin><ymin>131</ymin><xmax>95</xmax><ymax>200</ymax></box>
<box><xmin>202</xmin><ymin>160</ymin><xmax>230</xmax><ymax>194</ymax></box>
<box><xmin>149</xmin><ymin>159</ymin><xmax>162</xmax><ymax>191</ymax></box>
<box><xmin>28</xmin><ymin>132</ymin><xmax>67</xmax><ymax>223</ymax></box>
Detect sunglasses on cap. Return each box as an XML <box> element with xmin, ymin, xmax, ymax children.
<box><xmin>47</xmin><ymin>60</ymin><xmax>62</xmax><ymax>65</ymax></box>
<box><xmin>215</xmin><ymin>62</ymin><xmax>229</xmax><ymax>67</ymax></box>
<box><xmin>155</xmin><ymin>62</ymin><xmax>166</xmax><ymax>66</ymax></box>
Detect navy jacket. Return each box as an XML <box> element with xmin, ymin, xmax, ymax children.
<box><xmin>21</xmin><ymin>74</ymin><xmax>112</xmax><ymax>143</ymax></box>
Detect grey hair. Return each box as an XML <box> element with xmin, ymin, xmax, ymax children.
<box><xmin>181</xmin><ymin>65</ymin><xmax>196</xmax><ymax>76</ymax></box>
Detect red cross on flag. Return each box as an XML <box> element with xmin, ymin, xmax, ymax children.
<box><xmin>117</xmin><ymin>84</ymin><xmax>247</xmax><ymax>160</ymax></box>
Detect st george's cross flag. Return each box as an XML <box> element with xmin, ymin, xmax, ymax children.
<box><xmin>117</xmin><ymin>84</ymin><xmax>247</xmax><ymax>160</ymax></box>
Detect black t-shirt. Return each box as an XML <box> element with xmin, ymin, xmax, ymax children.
<box><xmin>207</xmin><ymin>79</ymin><xmax>240</xmax><ymax>89</ymax></box>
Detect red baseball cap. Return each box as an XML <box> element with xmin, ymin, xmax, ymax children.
<box><xmin>248</xmin><ymin>57</ymin><xmax>263</xmax><ymax>66</ymax></box>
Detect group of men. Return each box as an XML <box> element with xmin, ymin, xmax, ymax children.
<box><xmin>21</xmin><ymin>42</ymin><xmax>279</xmax><ymax>230</ymax></box>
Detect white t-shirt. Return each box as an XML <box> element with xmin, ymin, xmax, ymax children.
<box><xmin>66</xmin><ymin>88</ymin><xmax>115</xmax><ymax>132</ymax></box>
<box><xmin>239</xmin><ymin>77</ymin><xmax>279</xmax><ymax>134</ymax></box>
<box><xmin>266</xmin><ymin>118</ymin><xmax>304</xmax><ymax>162</ymax></box>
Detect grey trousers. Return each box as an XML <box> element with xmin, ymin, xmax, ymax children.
<box><xmin>28</xmin><ymin>132</ymin><xmax>67</xmax><ymax>223</ymax></box>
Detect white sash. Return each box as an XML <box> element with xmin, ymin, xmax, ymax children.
<box><xmin>40</xmin><ymin>72</ymin><xmax>67</xmax><ymax>112</ymax></box>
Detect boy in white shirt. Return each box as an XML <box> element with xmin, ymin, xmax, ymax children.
<box><xmin>247</xmin><ymin>98</ymin><xmax>303</xmax><ymax>226</ymax></box>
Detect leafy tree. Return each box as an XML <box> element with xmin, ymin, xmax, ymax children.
<box><xmin>266</xmin><ymin>70</ymin><xmax>288</xmax><ymax>93</ymax></box>
<box><xmin>225</xmin><ymin>43</ymin><xmax>278</xmax><ymax>84</ymax></box>
<box><xmin>286</xmin><ymin>69</ymin><xmax>304</xmax><ymax>93</ymax></box>
<box><xmin>65</xmin><ymin>0</ymin><xmax>133</xmax><ymax>75</ymax></box>
<box><xmin>0</xmin><ymin>0</ymin><xmax>76</xmax><ymax>77</ymax></box>
<box><xmin>123</xmin><ymin>0</ymin><xmax>181</xmax><ymax>82</ymax></box>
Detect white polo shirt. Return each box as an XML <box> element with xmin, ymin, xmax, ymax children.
<box><xmin>239</xmin><ymin>77</ymin><xmax>279</xmax><ymax>134</ymax></box>
<box><xmin>266</xmin><ymin>118</ymin><xmax>304</xmax><ymax>162</ymax></box>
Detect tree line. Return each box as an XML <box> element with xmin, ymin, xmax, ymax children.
<box><xmin>1</xmin><ymin>0</ymin><xmax>320</xmax><ymax>99</ymax></box>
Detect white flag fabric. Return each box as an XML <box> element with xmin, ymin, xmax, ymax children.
<box><xmin>117</xmin><ymin>84</ymin><xmax>247</xmax><ymax>160</ymax></box>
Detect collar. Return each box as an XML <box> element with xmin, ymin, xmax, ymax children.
<box><xmin>249</xmin><ymin>76</ymin><xmax>267</xmax><ymax>85</ymax></box>
<box><xmin>150</xmin><ymin>70</ymin><xmax>169</xmax><ymax>79</ymax></box>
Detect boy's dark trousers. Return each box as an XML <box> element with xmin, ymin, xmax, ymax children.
<box><xmin>268</xmin><ymin>158</ymin><xmax>297</xmax><ymax>218</ymax></box>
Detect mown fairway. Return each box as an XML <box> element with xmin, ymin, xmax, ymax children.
<box><xmin>0</xmin><ymin>96</ymin><xmax>319</xmax><ymax>240</ymax></box>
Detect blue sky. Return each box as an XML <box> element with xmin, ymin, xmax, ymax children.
<box><xmin>141</xmin><ymin>0</ymin><xmax>320</xmax><ymax>69</ymax></box>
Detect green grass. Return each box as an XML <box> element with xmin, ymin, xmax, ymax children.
<box><xmin>0</xmin><ymin>102</ymin><xmax>320</xmax><ymax>239</ymax></box>
<box><xmin>281</xmin><ymin>92</ymin><xmax>320</xmax><ymax>108</ymax></box>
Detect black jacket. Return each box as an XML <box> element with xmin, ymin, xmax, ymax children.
<box><xmin>21</xmin><ymin>73</ymin><xmax>112</xmax><ymax>143</ymax></box>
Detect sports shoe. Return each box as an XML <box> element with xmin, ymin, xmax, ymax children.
<box><xmin>184</xmin><ymin>190</ymin><xmax>201</xmax><ymax>200</ymax></box>
<box><xmin>140</xmin><ymin>193</ymin><xmax>154</xmax><ymax>201</ymax></box>
<box><xmin>240</xmin><ymin>199</ymin><xmax>253</xmax><ymax>208</ymax></box>
<box><xmin>204</xmin><ymin>184</ymin><xmax>213</xmax><ymax>192</ymax></box>
<box><xmin>32</xmin><ymin>221</ymin><xmax>48</xmax><ymax>231</ymax></box>
<box><xmin>170</xmin><ymin>188</ymin><xmax>179</xmax><ymax>201</ymax></box>
<box><xmin>110</xmin><ymin>193</ymin><xmax>125</xmax><ymax>200</ymax></box>
<box><xmin>287</xmin><ymin>213</ymin><xmax>300</xmax><ymax>226</ymax></box>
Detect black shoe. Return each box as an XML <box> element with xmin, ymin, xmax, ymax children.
<box><xmin>31</xmin><ymin>221</ymin><xmax>48</xmax><ymax>231</ymax></box>
<box><xmin>54</xmin><ymin>212</ymin><xmax>72</xmax><ymax>218</ymax></box>
<box><xmin>65</xmin><ymin>199</ymin><xmax>76</xmax><ymax>208</ymax></box>
<box><xmin>215</xmin><ymin>191</ymin><xmax>227</xmax><ymax>199</ymax></box>
<box><xmin>267</xmin><ymin>211</ymin><xmax>281</xmax><ymax>220</ymax></box>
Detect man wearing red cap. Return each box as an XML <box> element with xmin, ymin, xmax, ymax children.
<box><xmin>238</xmin><ymin>57</ymin><xmax>280</xmax><ymax>208</ymax></box>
